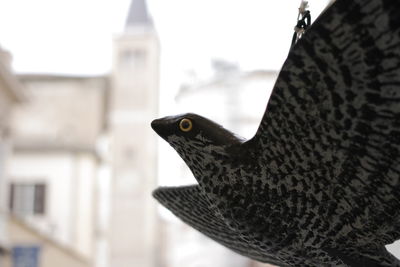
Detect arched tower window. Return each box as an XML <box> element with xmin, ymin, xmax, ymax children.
<box><xmin>119</xmin><ymin>49</ymin><xmax>147</xmax><ymax>68</ymax></box>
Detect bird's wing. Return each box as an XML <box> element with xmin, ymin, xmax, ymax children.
<box><xmin>249</xmin><ymin>0</ymin><xmax>400</xmax><ymax>242</ymax></box>
<box><xmin>153</xmin><ymin>185</ymin><xmax>289</xmax><ymax>266</ymax></box>
<box><xmin>323</xmin><ymin>247</ymin><xmax>400</xmax><ymax>267</ymax></box>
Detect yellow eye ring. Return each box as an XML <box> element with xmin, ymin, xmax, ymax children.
<box><xmin>179</xmin><ymin>118</ymin><xmax>193</xmax><ymax>132</ymax></box>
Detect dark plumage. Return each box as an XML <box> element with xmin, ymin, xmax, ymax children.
<box><xmin>151</xmin><ymin>0</ymin><xmax>400</xmax><ymax>266</ymax></box>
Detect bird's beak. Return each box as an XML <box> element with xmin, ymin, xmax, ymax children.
<box><xmin>151</xmin><ymin>118</ymin><xmax>164</xmax><ymax>136</ymax></box>
<box><xmin>151</xmin><ymin>118</ymin><xmax>173</xmax><ymax>140</ymax></box>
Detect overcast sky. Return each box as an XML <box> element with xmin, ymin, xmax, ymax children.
<box><xmin>0</xmin><ymin>0</ymin><xmax>330</xmax><ymax>77</ymax></box>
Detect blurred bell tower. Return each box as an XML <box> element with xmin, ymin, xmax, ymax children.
<box><xmin>109</xmin><ymin>0</ymin><xmax>159</xmax><ymax>266</ymax></box>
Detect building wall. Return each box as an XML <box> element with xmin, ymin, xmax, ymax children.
<box><xmin>111</xmin><ymin>32</ymin><xmax>159</xmax><ymax>112</ymax></box>
<box><xmin>0</xmin><ymin>88</ymin><xmax>12</xmax><ymax>267</ymax></box>
<box><xmin>0</xmin><ymin>132</ymin><xmax>11</xmax><ymax>251</ymax></box>
<box><xmin>8</xmin><ymin>75</ymin><xmax>108</xmax><ymax>262</ymax></box>
<box><xmin>8</xmin><ymin>216</ymin><xmax>90</xmax><ymax>267</ymax></box>
<box><xmin>13</xmin><ymin>76</ymin><xmax>107</xmax><ymax>148</ymax></box>
<box><xmin>8</xmin><ymin>151</ymin><xmax>97</xmax><ymax>259</ymax></box>
<box><xmin>0</xmin><ymin>86</ymin><xmax>14</xmax><ymax>137</ymax></box>
<box><xmin>0</xmin><ymin>46</ymin><xmax>24</xmax><ymax>266</ymax></box>
<box><xmin>108</xmin><ymin>26</ymin><xmax>159</xmax><ymax>267</ymax></box>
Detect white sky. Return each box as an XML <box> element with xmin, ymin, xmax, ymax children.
<box><xmin>0</xmin><ymin>0</ymin><xmax>330</xmax><ymax>77</ymax></box>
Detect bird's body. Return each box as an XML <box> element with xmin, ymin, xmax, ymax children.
<box><xmin>151</xmin><ymin>0</ymin><xmax>400</xmax><ymax>266</ymax></box>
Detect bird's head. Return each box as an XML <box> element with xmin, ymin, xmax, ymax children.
<box><xmin>151</xmin><ymin>113</ymin><xmax>244</xmax><ymax>183</ymax></box>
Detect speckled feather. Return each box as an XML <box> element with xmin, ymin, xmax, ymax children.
<box><xmin>153</xmin><ymin>185</ymin><xmax>289</xmax><ymax>266</ymax></box>
<box><xmin>152</xmin><ymin>0</ymin><xmax>400</xmax><ymax>266</ymax></box>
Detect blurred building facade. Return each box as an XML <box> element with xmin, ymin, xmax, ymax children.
<box><xmin>9</xmin><ymin>74</ymin><xmax>108</xmax><ymax>266</ymax></box>
<box><xmin>1</xmin><ymin>0</ymin><xmax>160</xmax><ymax>267</ymax></box>
<box><xmin>8</xmin><ymin>215</ymin><xmax>90</xmax><ymax>267</ymax></box>
<box><xmin>108</xmin><ymin>0</ymin><xmax>159</xmax><ymax>266</ymax></box>
<box><xmin>0</xmin><ymin>46</ymin><xmax>24</xmax><ymax>267</ymax></box>
<box><xmin>0</xmin><ymin>47</ymin><xmax>91</xmax><ymax>267</ymax></box>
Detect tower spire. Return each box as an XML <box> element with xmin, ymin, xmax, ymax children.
<box><xmin>125</xmin><ymin>0</ymin><xmax>153</xmax><ymax>29</ymax></box>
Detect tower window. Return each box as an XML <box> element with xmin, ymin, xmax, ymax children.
<box><xmin>9</xmin><ymin>182</ymin><xmax>46</xmax><ymax>216</ymax></box>
<box><xmin>119</xmin><ymin>49</ymin><xmax>147</xmax><ymax>68</ymax></box>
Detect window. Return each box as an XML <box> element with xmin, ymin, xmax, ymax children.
<box><xmin>9</xmin><ymin>183</ymin><xmax>46</xmax><ymax>216</ymax></box>
<box><xmin>119</xmin><ymin>49</ymin><xmax>147</xmax><ymax>68</ymax></box>
<box><xmin>12</xmin><ymin>246</ymin><xmax>40</xmax><ymax>267</ymax></box>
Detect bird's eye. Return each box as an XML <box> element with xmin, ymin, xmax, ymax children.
<box><xmin>179</xmin><ymin>118</ymin><xmax>193</xmax><ymax>132</ymax></box>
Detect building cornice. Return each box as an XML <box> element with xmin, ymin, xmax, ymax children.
<box><xmin>9</xmin><ymin>215</ymin><xmax>91</xmax><ymax>265</ymax></box>
<box><xmin>0</xmin><ymin>57</ymin><xmax>25</xmax><ymax>103</ymax></box>
<box><xmin>13</xmin><ymin>141</ymin><xmax>101</xmax><ymax>161</ymax></box>
<box><xmin>17</xmin><ymin>73</ymin><xmax>109</xmax><ymax>82</ymax></box>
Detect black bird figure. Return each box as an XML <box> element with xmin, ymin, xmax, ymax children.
<box><xmin>151</xmin><ymin>0</ymin><xmax>400</xmax><ymax>266</ymax></box>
